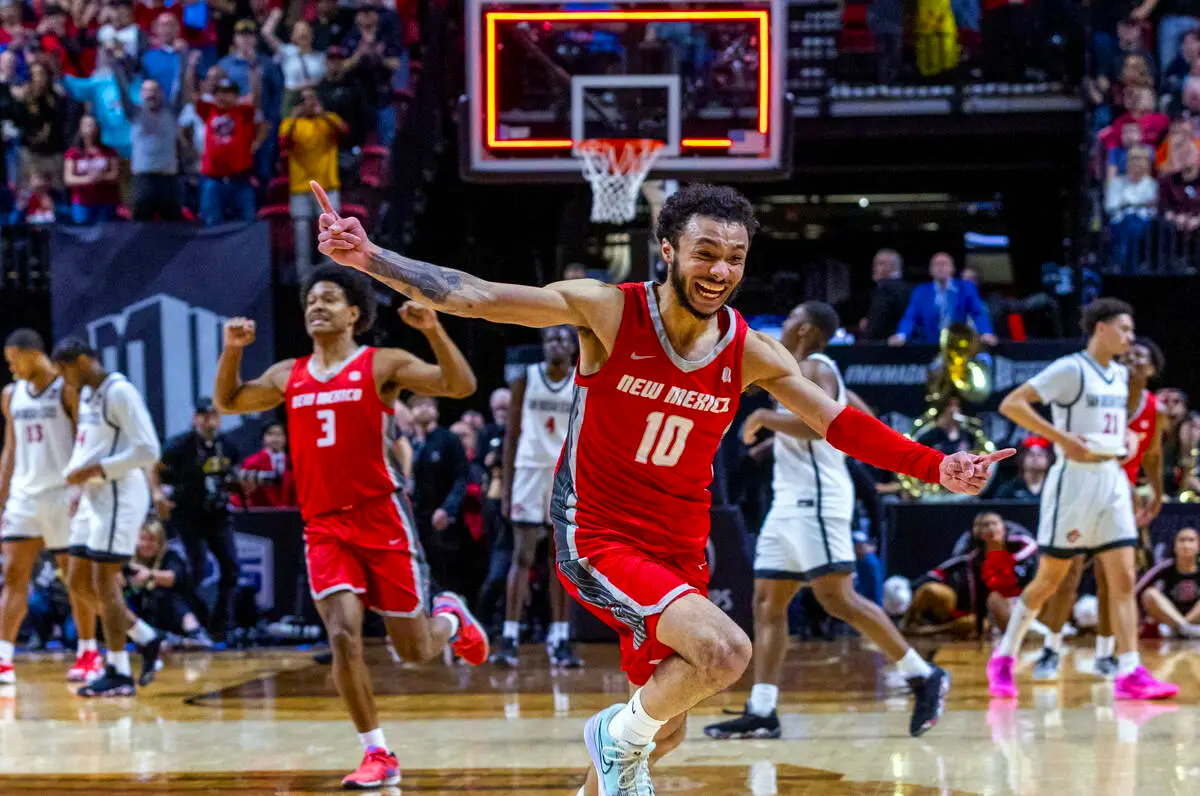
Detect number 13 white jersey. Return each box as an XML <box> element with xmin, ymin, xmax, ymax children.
<box><xmin>7</xmin><ymin>377</ymin><xmax>74</xmax><ymax>497</ymax></box>
<box><xmin>1028</xmin><ymin>352</ymin><xmax>1129</xmax><ymax>456</ymax></box>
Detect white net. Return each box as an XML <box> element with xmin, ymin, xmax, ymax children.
<box><xmin>577</xmin><ymin>139</ymin><xmax>665</xmax><ymax>224</ymax></box>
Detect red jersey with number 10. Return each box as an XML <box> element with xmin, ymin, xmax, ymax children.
<box><xmin>285</xmin><ymin>347</ymin><xmax>401</xmax><ymax>519</ymax></box>
<box><xmin>1124</xmin><ymin>388</ymin><xmax>1159</xmax><ymax>485</ymax></box>
<box><xmin>551</xmin><ymin>282</ymin><xmax>747</xmax><ymax>560</ymax></box>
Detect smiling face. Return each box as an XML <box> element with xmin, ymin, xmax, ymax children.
<box><xmin>662</xmin><ymin>216</ymin><xmax>749</xmax><ymax>320</ymax></box>
<box><xmin>1123</xmin><ymin>341</ymin><xmax>1157</xmax><ymax>382</ymax></box>
<box><xmin>304</xmin><ymin>281</ymin><xmax>359</xmax><ymax>337</ymax></box>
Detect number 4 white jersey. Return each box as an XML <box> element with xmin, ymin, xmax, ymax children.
<box><xmin>770</xmin><ymin>353</ymin><xmax>854</xmax><ymax>519</ymax></box>
<box><xmin>1028</xmin><ymin>352</ymin><xmax>1129</xmax><ymax>457</ymax></box>
<box><xmin>7</xmin><ymin>377</ymin><xmax>74</xmax><ymax>497</ymax></box>
<box><xmin>514</xmin><ymin>363</ymin><xmax>575</xmax><ymax>469</ymax></box>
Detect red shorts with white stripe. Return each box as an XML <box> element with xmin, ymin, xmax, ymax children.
<box><xmin>304</xmin><ymin>492</ymin><xmax>427</xmax><ymax>617</ymax></box>
<box><xmin>557</xmin><ymin>536</ymin><xmax>709</xmax><ymax>686</ymax></box>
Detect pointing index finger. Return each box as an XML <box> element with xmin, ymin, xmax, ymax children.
<box><xmin>980</xmin><ymin>448</ymin><xmax>1018</xmax><ymax>464</ymax></box>
<box><xmin>310</xmin><ymin>180</ymin><xmax>336</xmax><ymax>216</ymax></box>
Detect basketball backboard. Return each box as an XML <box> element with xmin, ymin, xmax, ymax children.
<box><xmin>461</xmin><ymin>0</ymin><xmax>791</xmax><ymax>182</ymax></box>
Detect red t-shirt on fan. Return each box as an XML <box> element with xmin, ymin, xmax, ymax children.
<box><xmin>1124</xmin><ymin>389</ymin><xmax>1158</xmax><ymax>485</ymax></box>
<box><xmin>196</xmin><ymin>100</ymin><xmax>256</xmax><ymax>177</ymax></box>
<box><xmin>64</xmin><ymin>145</ymin><xmax>120</xmax><ymax>206</ymax></box>
<box><xmin>284</xmin><ymin>347</ymin><xmax>402</xmax><ymax>520</ymax></box>
<box><xmin>553</xmin><ymin>281</ymin><xmax>747</xmax><ymax>560</ymax></box>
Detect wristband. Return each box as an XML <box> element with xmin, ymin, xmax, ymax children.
<box><xmin>825</xmin><ymin>406</ymin><xmax>946</xmax><ymax>484</ymax></box>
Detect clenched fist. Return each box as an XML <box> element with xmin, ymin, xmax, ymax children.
<box><xmin>398</xmin><ymin>301</ymin><xmax>439</xmax><ymax>331</ymax></box>
<box><xmin>224</xmin><ymin>318</ymin><xmax>257</xmax><ymax>349</ymax></box>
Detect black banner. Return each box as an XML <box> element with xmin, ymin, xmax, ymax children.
<box><xmin>824</xmin><ymin>340</ymin><xmax>1082</xmax><ymax>418</ymax></box>
<box><xmin>883</xmin><ymin>500</ymin><xmax>1200</xmax><ymax>580</ymax></box>
<box><xmin>50</xmin><ymin>222</ymin><xmax>276</xmax><ymax>453</ymax></box>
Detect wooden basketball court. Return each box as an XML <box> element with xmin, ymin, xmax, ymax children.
<box><xmin>1</xmin><ymin>639</ymin><xmax>1198</xmax><ymax>794</ymax></box>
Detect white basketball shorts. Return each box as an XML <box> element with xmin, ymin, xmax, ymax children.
<box><xmin>511</xmin><ymin>466</ymin><xmax>555</xmax><ymax>526</ymax></box>
<box><xmin>68</xmin><ymin>474</ymin><xmax>151</xmax><ymax>562</ymax></box>
<box><xmin>1</xmin><ymin>487</ymin><xmax>71</xmax><ymax>551</ymax></box>
<box><xmin>1037</xmin><ymin>459</ymin><xmax>1137</xmax><ymax>558</ymax></box>
<box><xmin>754</xmin><ymin>502</ymin><xmax>856</xmax><ymax>581</ymax></box>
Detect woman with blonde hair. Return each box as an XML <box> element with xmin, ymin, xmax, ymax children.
<box><xmin>124</xmin><ymin>518</ymin><xmax>212</xmax><ymax>684</ymax></box>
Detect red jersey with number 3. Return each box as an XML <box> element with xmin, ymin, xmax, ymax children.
<box><xmin>551</xmin><ymin>281</ymin><xmax>747</xmax><ymax>560</ymax></box>
<box><xmin>285</xmin><ymin>347</ymin><xmax>401</xmax><ymax>519</ymax></box>
<box><xmin>1124</xmin><ymin>389</ymin><xmax>1159</xmax><ymax>485</ymax></box>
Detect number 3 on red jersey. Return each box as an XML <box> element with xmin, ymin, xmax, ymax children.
<box><xmin>634</xmin><ymin>411</ymin><xmax>694</xmax><ymax>467</ymax></box>
<box><xmin>317</xmin><ymin>409</ymin><xmax>337</xmax><ymax>448</ymax></box>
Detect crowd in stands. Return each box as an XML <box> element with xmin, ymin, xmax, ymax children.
<box><xmin>1089</xmin><ymin>10</ymin><xmax>1200</xmax><ymax>273</ymax></box>
<box><xmin>0</xmin><ymin>0</ymin><xmax>413</xmax><ymax>273</ymax></box>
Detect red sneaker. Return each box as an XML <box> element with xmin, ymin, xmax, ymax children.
<box><xmin>342</xmin><ymin>747</ymin><xmax>400</xmax><ymax>789</ymax></box>
<box><xmin>67</xmin><ymin>650</ymin><xmax>104</xmax><ymax>684</ymax></box>
<box><xmin>1114</xmin><ymin>666</ymin><xmax>1179</xmax><ymax>700</ymax></box>
<box><xmin>0</xmin><ymin>662</ymin><xmax>14</xmax><ymax>685</ymax></box>
<box><xmin>433</xmin><ymin>592</ymin><xmax>489</xmax><ymax>666</ymax></box>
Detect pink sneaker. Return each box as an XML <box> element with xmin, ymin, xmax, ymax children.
<box><xmin>987</xmin><ymin>655</ymin><xmax>1017</xmax><ymax>698</ymax></box>
<box><xmin>1114</xmin><ymin>666</ymin><xmax>1179</xmax><ymax>700</ymax></box>
<box><xmin>67</xmin><ymin>650</ymin><xmax>104</xmax><ymax>683</ymax></box>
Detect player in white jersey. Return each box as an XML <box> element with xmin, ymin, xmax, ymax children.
<box><xmin>705</xmin><ymin>302</ymin><xmax>948</xmax><ymax>741</ymax></box>
<box><xmin>988</xmin><ymin>298</ymin><xmax>1178</xmax><ymax>700</ymax></box>
<box><xmin>52</xmin><ymin>338</ymin><xmax>162</xmax><ymax>697</ymax></box>
<box><xmin>492</xmin><ymin>325</ymin><xmax>580</xmax><ymax>667</ymax></box>
<box><xmin>0</xmin><ymin>329</ymin><xmax>96</xmax><ymax>685</ymax></box>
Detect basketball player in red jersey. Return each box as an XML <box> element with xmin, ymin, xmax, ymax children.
<box><xmin>213</xmin><ymin>265</ymin><xmax>489</xmax><ymax>790</ymax></box>
<box><xmin>311</xmin><ymin>181</ymin><xmax>1012</xmax><ymax>795</ymax></box>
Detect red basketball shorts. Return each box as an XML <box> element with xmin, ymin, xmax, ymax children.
<box><xmin>304</xmin><ymin>492</ymin><xmax>427</xmax><ymax>617</ymax></box>
<box><xmin>557</xmin><ymin>535</ymin><xmax>709</xmax><ymax>686</ymax></box>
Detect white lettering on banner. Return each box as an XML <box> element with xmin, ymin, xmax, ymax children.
<box><xmin>843</xmin><ymin>364</ymin><xmax>929</xmax><ymax>386</ymax></box>
<box><xmin>86</xmin><ymin>293</ymin><xmax>244</xmax><ymax>440</ymax></box>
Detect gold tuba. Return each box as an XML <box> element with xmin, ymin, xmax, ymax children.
<box><xmin>898</xmin><ymin>323</ymin><xmax>997</xmax><ymax>500</ymax></box>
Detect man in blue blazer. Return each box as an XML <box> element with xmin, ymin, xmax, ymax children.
<box><xmin>888</xmin><ymin>253</ymin><xmax>998</xmax><ymax>346</ymax></box>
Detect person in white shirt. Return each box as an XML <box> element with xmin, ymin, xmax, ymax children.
<box><xmin>705</xmin><ymin>302</ymin><xmax>947</xmax><ymax>741</ymax></box>
<box><xmin>986</xmin><ymin>298</ymin><xmax>1178</xmax><ymax>701</ymax></box>
<box><xmin>493</xmin><ymin>326</ymin><xmax>579</xmax><ymax>668</ymax></box>
<box><xmin>0</xmin><ymin>329</ymin><xmax>85</xmax><ymax>685</ymax></box>
<box><xmin>53</xmin><ymin>337</ymin><xmax>162</xmax><ymax>697</ymax></box>
<box><xmin>1106</xmin><ymin>145</ymin><xmax>1158</xmax><ymax>273</ymax></box>
<box><xmin>264</xmin><ymin>19</ymin><xmax>328</xmax><ymax>111</ymax></box>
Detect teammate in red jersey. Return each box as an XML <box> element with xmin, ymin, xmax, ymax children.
<box><xmin>311</xmin><ymin>181</ymin><xmax>1012</xmax><ymax>795</ymax></box>
<box><xmin>213</xmin><ymin>265</ymin><xmax>488</xmax><ymax>790</ymax></box>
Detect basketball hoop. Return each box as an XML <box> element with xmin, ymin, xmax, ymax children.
<box><xmin>576</xmin><ymin>139</ymin><xmax>665</xmax><ymax>224</ymax></box>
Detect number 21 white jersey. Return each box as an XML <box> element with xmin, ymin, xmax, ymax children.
<box><xmin>7</xmin><ymin>377</ymin><xmax>74</xmax><ymax>497</ymax></box>
<box><xmin>1028</xmin><ymin>352</ymin><xmax>1129</xmax><ymax>456</ymax></box>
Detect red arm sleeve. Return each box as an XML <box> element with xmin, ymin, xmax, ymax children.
<box><xmin>824</xmin><ymin>406</ymin><xmax>946</xmax><ymax>484</ymax></box>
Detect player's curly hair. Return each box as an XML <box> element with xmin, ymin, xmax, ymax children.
<box><xmin>654</xmin><ymin>183</ymin><xmax>759</xmax><ymax>250</ymax></box>
<box><xmin>1080</xmin><ymin>297</ymin><xmax>1133</xmax><ymax>336</ymax></box>
<box><xmin>303</xmin><ymin>264</ymin><xmax>377</xmax><ymax>335</ymax></box>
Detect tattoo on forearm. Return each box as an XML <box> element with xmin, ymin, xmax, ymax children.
<box><xmin>368</xmin><ymin>249</ymin><xmax>463</xmax><ymax>304</ymax></box>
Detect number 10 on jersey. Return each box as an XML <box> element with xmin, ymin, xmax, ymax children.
<box><xmin>635</xmin><ymin>412</ymin><xmax>694</xmax><ymax>467</ymax></box>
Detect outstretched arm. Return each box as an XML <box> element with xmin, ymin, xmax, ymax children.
<box><xmin>742</xmin><ymin>358</ymin><xmax>839</xmax><ymax>444</ymax></box>
<box><xmin>311</xmin><ymin>181</ymin><xmax>620</xmax><ymax>332</ymax></box>
<box><xmin>743</xmin><ymin>331</ymin><xmax>1013</xmax><ymax>493</ymax></box>
<box><xmin>0</xmin><ymin>386</ymin><xmax>14</xmax><ymax>510</ymax></box>
<box><xmin>381</xmin><ymin>302</ymin><xmax>477</xmax><ymax>399</ymax></box>
<box><xmin>213</xmin><ymin>318</ymin><xmax>292</xmax><ymax>414</ymax></box>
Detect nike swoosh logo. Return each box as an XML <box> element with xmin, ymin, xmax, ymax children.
<box><xmin>598</xmin><ymin>722</ymin><xmax>614</xmax><ymax>774</ymax></box>
<box><xmin>630</xmin><ymin>353</ymin><xmax>656</xmax><ymax>360</ymax></box>
<box><xmin>388</xmin><ymin>538</ymin><xmax>404</xmax><ymax>545</ymax></box>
